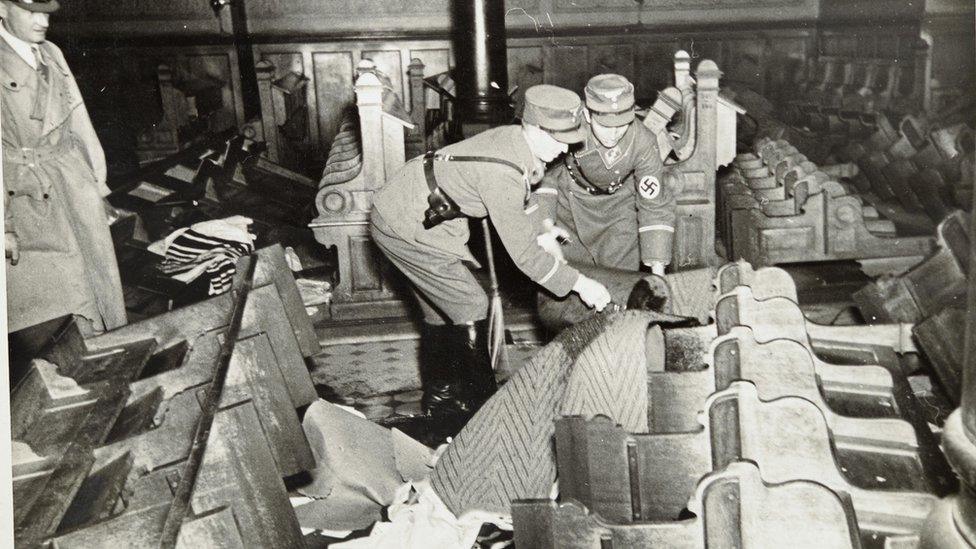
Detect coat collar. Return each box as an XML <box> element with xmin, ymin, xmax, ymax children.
<box><xmin>0</xmin><ymin>23</ymin><xmax>37</xmax><ymax>69</ymax></box>
<box><xmin>0</xmin><ymin>34</ymin><xmax>35</xmax><ymax>76</ymax></box>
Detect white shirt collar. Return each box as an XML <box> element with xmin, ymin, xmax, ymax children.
<box><xmin>0</xmin><ymin>22</ymin><xmax>38</xmax><ymax>70</ymax></box>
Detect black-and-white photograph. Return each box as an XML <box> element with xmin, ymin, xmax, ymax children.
<box><xmin>1</xmin><ymin>0</ymin><xmax>974</xmax><ymax>546</ymax></box>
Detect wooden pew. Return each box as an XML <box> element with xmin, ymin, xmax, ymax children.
<box><xmin>10</xmin><ymin>246</ymin><xmax>318</xmax><ymax>546</ymax></box>
<box><xmin>513</xmin><ymin>461</ymin><xmax>861</xmax><ymax>549</ymax></box>
<box><xmin>724</xmin><ymin>140</ymin><xmax>933</xmax><ymax>267</ymax></box>
<box><xmin>136</xmin><ymin>63</ymin><xmax>229</xmax><ymax>164</ymax></box>
<box><xmin>642</xmin><ymin>51</ymin><xmax>743</xmax><ymax>269</ymax></box>
<box><xmin>309</xmin><ymin>61</ymin><xmax>417</xmax><ymax>320</ymax></box>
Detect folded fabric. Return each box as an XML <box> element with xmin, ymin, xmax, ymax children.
<box><xmin>154</xmin><ymin>216</ymin><xmax>256</xmax><ymax>296</ymax></box>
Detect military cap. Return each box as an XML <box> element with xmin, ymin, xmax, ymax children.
<box><xmin>3</xmin><ymin>0</ymin><xmax>60</xmax><ymax>13</ymax></box>
<box><xmin>522</xmin><ymin>84</ymin><xmax>586</xmax><ymax>144</ymax></box>
<box><xmin>585</xmin><ymin>74</ymin><xmax>636</xmax><ymax>127</ymax></box>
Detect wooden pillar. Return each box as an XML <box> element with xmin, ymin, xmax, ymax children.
<box><xmin>355</xmin><ymin>64</ymin><xmax>386</xmax><ymax>188</ymax></box>
<box><xmin>674</xmin><ymin>50</ymin><xmax>692</xmax><ymax>91</ymax></box>
<box><xmin>255</xmin><ymin>60</ymin><xmax>279</xmax><ymax>163</ymax></box>
<box><xmin>913</xmin><ymin>38</ymin><xmax>933</xmax><ymax>112</ymax></box>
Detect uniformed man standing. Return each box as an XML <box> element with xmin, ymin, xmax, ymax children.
<box><xmin>534</xmin><ymin>74</ymin><xmax>677</xmax><ymax>275</ymax></box>
<box><xmin>370</xmin><ymin>84</ymin><xmax>612</xmax><ymax>419</ymax></box>
<box><xmin>2</xmin><ymin>0</ymin><xmax>127</xmax><ymax>340</ymax></box>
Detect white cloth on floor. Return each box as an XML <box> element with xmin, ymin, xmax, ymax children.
<box><xmin>332</xmin><ymin>480</ymin><xmax>511</xmax><ymax>549</ymax></box>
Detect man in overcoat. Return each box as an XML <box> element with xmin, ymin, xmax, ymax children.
<box><xmin>2</xmin><ymin>0</ymin><xmax>126</xmax><ymax>337</ymax></box>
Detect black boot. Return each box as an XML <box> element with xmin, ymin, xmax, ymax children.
<box><xmin>456</xmin><ymin>319</ymin><xmax>498</xmax><ymax>412</ymax></box>
<box><xmin>418</xmin><ymin>323</ymin><xmax>471</xmax><ymax>418</ymax></box>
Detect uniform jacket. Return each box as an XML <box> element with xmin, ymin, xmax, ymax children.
<box><xmin>2</xmin><ymin>37</ymin><xmax>126</xmax><ymax>332</ymax></box>
<box><xmin>534</xmin><ymin>120</ymin><xmax>676</xmax><ymax>268</ymax></box>
<box><xmin>371</xmin><ymin>125</ymin><xmax>579</xmax><ymax>297</ymax></box>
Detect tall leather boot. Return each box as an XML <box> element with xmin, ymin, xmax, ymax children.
<box><xmin>418</xmin><ymin>323</ymin><xmax>471</xmax><ymax>418</ymax></box>
<box><xmin>456</xmin><ymin>319</ymin><xmax>498</xmax><ymax>412</ymax></box>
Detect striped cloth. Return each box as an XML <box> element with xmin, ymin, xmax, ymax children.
<box><xmin>158</xmin><ymin>228</ymin><xmax>255</xmax><ymax>296</ymax></box>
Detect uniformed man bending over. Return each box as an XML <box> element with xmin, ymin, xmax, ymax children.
<box><xmin>370</xmin><ymin>84</ymin><xmax>612</xmax><ymax>419</ymax></box>
<box><xmin>534</xmin><ymin>74</ymin><xmax>677</xmax><ymax>275</ymax></box>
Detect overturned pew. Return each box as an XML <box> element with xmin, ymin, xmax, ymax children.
<box><xmin>854</xmin><ymin>210</ymin><xmax>970</xmax><ymax>325</ymax></box>
<box><xmin>725</xmin><ymin>144</ymin><xmax>934</xmax><ymax>268</ymax></box>
<box><xmin>853</xmin><ymin>210</ymin><xmax>972</xmax><ymax>405</ymax></box>
<box><xmin>10</xmin><ymin>245</ymin><xmax>319</xmax><ymax>547</ymax></box>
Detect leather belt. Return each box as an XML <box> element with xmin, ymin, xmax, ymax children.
<box><xmin>4</xmin><ymin>141</ymin><xmax>69</xmax><ymax>167</ymax></box>
<box><xmin>563</xmin><ymin>154</ymin><xmax>630</xmax><ymax>195</ymax></box>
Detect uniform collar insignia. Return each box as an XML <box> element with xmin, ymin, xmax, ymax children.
<box><xmin>596</xmin><ymin>125</ymin><xmax>633</xmax><ymax>169</ymax></box>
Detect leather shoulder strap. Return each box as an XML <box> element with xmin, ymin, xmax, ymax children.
<box><xmin>431</xmin><ymin>153</ymin><xmax>523</xmax><ymax>174</ymax></box>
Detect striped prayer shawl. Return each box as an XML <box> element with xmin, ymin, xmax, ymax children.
<box><xmin>159</xmin><ymin>228</ymin><xmax>255</xmax><ymax>295</ymax></box>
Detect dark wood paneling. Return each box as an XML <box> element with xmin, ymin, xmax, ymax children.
<box><xmin>508</xmin><ymin>46</ymin><xmax>545</xmax><ymax>109</ymax></box>
<box><xmin>588</xmin><ymin>44</ymin><xmax>636</xmax><ymax>84</ymax></box>
<box><xmin>546</xmin><ymin>45</ymin><xmax>591</xmax><ymax>93</ymax></box>
<box><xmin>636</xmin><ymin>42</ymin><xmax>681</xmax><ymax>99</ymax></box>
<box><xmin>312</xmin><ymin>52</ymin><xmax>356</xmax><ymax>151</ymax></box>
<box><xmin>410</xmin><ymin>48</ymin><xmax>451</xmax><ymax>108</ymax></box>
<box><xmin>362</xmin><ymin>50</ymin><xmax>405</xmax><ymax>102</ymax></box>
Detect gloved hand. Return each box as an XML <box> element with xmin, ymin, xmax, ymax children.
<box><xmin>536</xmin><ymin>225</ymin><xmax>571</xmax><ymax>264</ymax></box>
<box><xmin>572</xmin><ymin>275</ymin><xmax>611</xmax><ymax>312</ymax></box>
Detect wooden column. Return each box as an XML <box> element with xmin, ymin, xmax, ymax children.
<box><xmin>255</xmin><ymin>60</ymin><xmax>279</xmax><ymax>163</ymax></box>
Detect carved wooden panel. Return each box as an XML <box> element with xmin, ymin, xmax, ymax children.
<box><xmin>588</xmin><ymin>44</ymin><xmax>636</xmax><ymax>83</ymax></box>
<box><xmin>409</xmin><ymin>49</ymin><xmax>451</xmax><ymax>109</ymax></box>
<box><xmin>722</xmin><ymin>39</ymin><xmax>767</xmax><ymax>92</ymax></box>
<box><xmin>250</xmin><ymin>0</ymin><xmax>450</xmax><ymax>18</ymax></box>
<box><xmin>349</xmin><ymin>236</ymin><xmax>385</xmax><ymax>293</ymax></box>
<box><xmin>260</xmin><ymin>52</ymin><xmax>306</xmax><ymax>78</ymax></box>
<box><xmin>554</xmin><ymin>0</ymin><xmax>808</xmax><ymax>9</ymax></box>
<box><xmin>636</xmin><ymin>42</ymin><xmax>680</xmax><ymax>100</ymax></box>
<box><xmin>508</xmin><ymin>46</ymin><xmax>545</xmax><ymax>111</ymax></box>
<box><xmin>312</xmin><ymin>52</ymin><xmax>356</xmax><ymax>153</ymax></box>
<box><xmin>362</xmin><ymin>50</ymin><xmax>405</xmax><ymax>104</ymax></box>
<box><xmin>56</xmin><ymin>0</ymin><xmax>212</xmax><ymax>20</ymax></box>
<box><xmin>547</xmin><ymin>45</ymin><xmax>591</xmax><ymax>94</ymax></box>
<box><xmin>185</xmin><ymin>53</ymin><xmax>239</xmax><ymax>131</ymax></box>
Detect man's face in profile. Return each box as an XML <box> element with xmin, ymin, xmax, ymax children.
<box><xmin>0</xmin><ymin>2</ymin><xmax>51</xmax><ymax>44</ymax></box>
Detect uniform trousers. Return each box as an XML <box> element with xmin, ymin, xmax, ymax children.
<box><xmin>370</xmin><ymin>211</ymin><xmax>488</xmax><ymax>325</ymax></box>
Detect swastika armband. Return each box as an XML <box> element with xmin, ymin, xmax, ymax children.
<box><xmin>638</xmin><ymin>175</ymin><xmax>661</xmax><ymax>200</ymax></box>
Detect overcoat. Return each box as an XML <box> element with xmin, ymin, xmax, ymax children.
<box><xmin>2</xmin><ymin>38</ymin><xmax>126</xmax><ymax>332</ymax></box>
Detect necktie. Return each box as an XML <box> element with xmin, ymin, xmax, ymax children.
<box><xmin>32</xmin><ymin>46</ymin><xmax>49</xmax><ymax>79</ymax></box>
<box><xmin>30</xmin><ymin>45</ymin><xmax>50</xmax><ymax>121</ymax></box>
